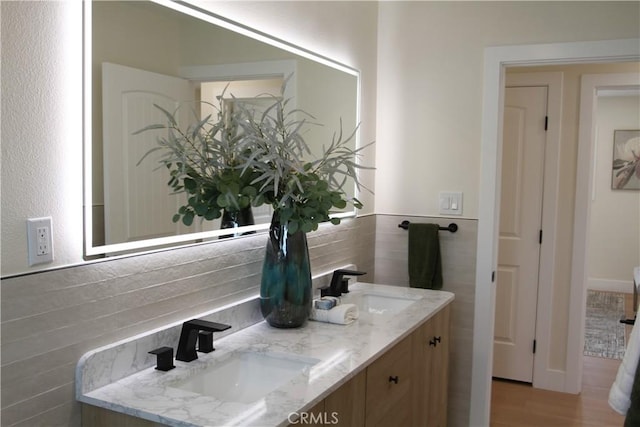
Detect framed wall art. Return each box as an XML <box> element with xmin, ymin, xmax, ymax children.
<box><xmin>611</xmin><ymin>129</ymin><xmax>640</xmax><ymax>190</ymax></box>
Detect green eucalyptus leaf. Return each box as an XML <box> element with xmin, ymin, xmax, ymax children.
<box><xmin>333</xmin><ymin>199</ymin><xmax>347</xmax><ymax>209</ymax></box>
<box><xmin>184</xmin><ymin>178</ymin><xmax>197</xmax><ymax>191</ymax></box>
<box><xmin>195</xmin><ymin>202</ymin><xmax>208</xmax><ymax>216</ymax></box>
<box><xmin>252</xmin><ymin>194</ymin><xmax>265</xmax><ymax>207</ymax></box>
<box><xmin>280</xmin><ymin>208</ymin><xmax>294</xmax><ymax>222</ymax></box>
<box><xmin>242</xmin><ymin>186</ymin><xmax>257</xmax><ymax>197</ymax></box>
<box><xmin>301</xmin><ymin>221</ymin><xmax>314</xmax><ymax>233</ymax></box>
<box><xmin>217</xmin><ymin>194</ymin><xmax>230</xmax><ymax>208</ymax></box>
<box><xmin>287</xmin><ymin>220</ymin><xmax>299</xmax><ymax>234</ymax></box>
<box><xmin>131</xmin><ymin>123</ymin><xmax>167</xmax><ymax>135</ymax></box>
<box><xmin>183</xmin><ymin>211</ymin><xmax>195</xmax><ymax>226</ymax></box>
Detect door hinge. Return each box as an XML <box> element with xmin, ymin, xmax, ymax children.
<box><xmin>539</xmin><ymin>229</ymin><xmax>543</xmax><ymax>244</ymax></box>
<box><xmin>491</xmin><ymin>271</ymin><xmax>495</xmax><ymax>282</ymax></box>
<box><xmin>533</xmin><ymin>339</ymin><xmax>537</xmax><ymax>354</ymax></box>
<box><xmin>544</xmin><ymin>116</ymin><xmax>548</xmax><ymax>131</ymax></box>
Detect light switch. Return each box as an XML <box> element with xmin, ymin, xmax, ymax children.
<box><xmin>439</xmin><ymin>192</ymin><xmax>463</xmax><ymax>215</ymax></box>
<box><xmin>440</xmin><ymin>196</ymin><xmax>450</xmax><ymax>210</ymax></box>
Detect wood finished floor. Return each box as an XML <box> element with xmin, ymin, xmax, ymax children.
<box><xmin>490</xmin><ymin>292</ymin><xmax>634</xmax><ymax>427</ymax></box>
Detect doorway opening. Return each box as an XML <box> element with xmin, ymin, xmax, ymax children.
<box><xmin>470</xmin><ymin>38</ymin><xmax>640</xmax><ymax>426</ymax></box>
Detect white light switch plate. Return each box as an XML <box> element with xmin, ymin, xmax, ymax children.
<box><xmin>439</xmin><ymin>192</ymin><xmax>463</xmax><ymax>215</ymax></box>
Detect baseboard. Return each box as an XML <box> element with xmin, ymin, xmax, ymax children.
<box><xmin>587</xmin><ymin>278</ymin><xmax>634</xmax><ymax>294</ymax></box>
<box><xmin>533</xmin><ymin>366</ymin><xmax>570</xmax><ymax>393</ymax></box>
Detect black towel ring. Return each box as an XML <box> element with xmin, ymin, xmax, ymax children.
<box><xmin>398</xmin><ymin>220</ymin><xmax>458</xmax><ymax>233</ymax></box>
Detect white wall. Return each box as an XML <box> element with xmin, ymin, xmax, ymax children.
<box><xmin>376</xmin><ymin>3</ymin><xmax>639</xmax><ymax>425</ymax></box>
<box><xmin>1</xmin><ymin>0</ymin><xmax>378</xmax><ymax>276</ymax></box>
<box><xmin>0</xmin><ymin>2</ymin><xmax>378</xmax><ymax>425</ymax></box>
<box><xmin>588</xmin><ymin>94</ymin><xmax>640</xmax><ymax>292</ymax></box>
<box><xmin>1</xmin><ymin>1</ymin><xmax>639</xmax><ymax>426</ymax></box>
<box><xmin>1</xmin><ymin>1</ymin><xmax>84</xmax><ymax>273</ymax></box>
<box><xmin>376</xmin><ymin>1</ymin><xmax>640</xmax><ymax>220</ymax></box>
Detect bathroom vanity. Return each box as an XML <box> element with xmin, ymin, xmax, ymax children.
<box><xmin>77</xmin><ymin>283</ymin><xmax>453</xmax><ymax>427</ymax></box>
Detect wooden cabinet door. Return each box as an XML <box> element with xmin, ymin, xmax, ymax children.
<box><xmin>413</xmin><ymin>305</ymin><xmax>451</xmax><ymax>427</ymax></box>
<box><xmin>365</xmin><ymin>335</ymin><xmax>413</xmax><ymax>427</ymax></box>
<box><xmin>429</xmin><ymin>305</ymin><xmax>450</xmax><ymax>426</ymax></box>
<box><xmin>325</xmin><ymin>370</ymin><xmax>366</xmax><ymax>426</ymax></box>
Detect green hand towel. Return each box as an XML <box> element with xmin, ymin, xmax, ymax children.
<box><xmin>408</xmin><ymin>223</ymin><xmax>443</xmax><ymax>289</ymax></box>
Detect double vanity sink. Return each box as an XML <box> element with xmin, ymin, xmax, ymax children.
<box><xmin>166</xmin><ymin>287</ymin><xmax>420</xmax><ymax>405</ymax></box>
<box><xmin>340</xmin><ymin>287</ymin><xmax>421</xmax><ymax>315</ymax></box>
<box><xmin>171</xmin><ymin>350</ymin><xmax>320</xmax><ymax>405</ymax></box>
<box><xmin>77</xmin><ymin>282</ymin><xmax>453</xmax><ymax>426</ymax></box>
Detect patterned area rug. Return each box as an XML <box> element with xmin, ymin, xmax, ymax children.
<box><xmin>584</xmin><ymin>290</ymin><xmax>626</xmax><ymax>360</ymax></box>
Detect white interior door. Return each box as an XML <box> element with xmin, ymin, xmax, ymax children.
<box><xmin>102</xmin><ymin>63</ymin><xmax>198</xmax><ymax>244</ymax></box>
<box><xmin>493</xmin><ymin>86</ymin><xmax>548</xmax><ymax>382</ymax></box>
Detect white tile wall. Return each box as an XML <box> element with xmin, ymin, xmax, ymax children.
<box><xmin>374</xmin><ymin>214</ymin><xmax>478</xmax><ymax>427</ymax></box>
<box><xmin>0</xmin><ymin>216</ymin><xmax>375</xmax><ymax>427</ymax></box>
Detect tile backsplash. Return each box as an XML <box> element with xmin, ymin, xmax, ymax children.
<box><xmin>1</xmin><ymin>216</ymin><xmax>375</xmax><ymax>427</ymax></box>
<box><xmin>375</xmin><ymin>215</ymin><xmax>477</xmax><ymax>427</ymax></box>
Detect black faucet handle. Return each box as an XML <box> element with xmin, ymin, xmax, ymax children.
<box><xmin>330</xmin><ymin>269</ymin><xmax>367</xmax><ymax>295</ymax></box>
<box><xmin>149</xmin><ymin>346</ymin><xmax>175</xmax><ymax>371</ymax></box>
<box><xmin>320</xmin><ymin>285</ymin><xmax>336</xmax><ymax>298</ymax></box>
<box><xmin>339</xmin><ymin>277</ymin><xmax>351</xmax><ymax>294</ymax></box>
<box><xmin>198</xmin><ymin>331</ymin><xmax>214</xmax><ymax>353</ymax></box>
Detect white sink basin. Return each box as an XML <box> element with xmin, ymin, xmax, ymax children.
<box><xmin>341</xmin><ymin>292</ymin><xmax>419</xmax><ymax>315</ymax></box>
<box><xmin>169</xmin><ymin>352</ymin><xmax>320</xmax><ymax>403</ymax></box>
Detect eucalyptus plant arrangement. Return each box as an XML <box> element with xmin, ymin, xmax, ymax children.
<box><xmin>134</xmin><ymin>97</ymin><xmax>262</xmax><ymax>227</ymax></box>
<box><xmin>233</xmin><ymin>94</ymin><xmax>372</xmax><ymax>235</ymax></box>
<box><xmin>135</xmin><ymin>81</ymin><xmax>372</xmax><ymax>234</ymax></box>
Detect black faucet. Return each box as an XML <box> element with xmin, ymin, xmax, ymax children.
<box><xmin>175</xmin><ymin>319</ymin><xmax>231</xmax><ymax>362</ymax></box>
<box><xmin>320</xmin><ymin>269</ymin><xmax>367</xmax><ymax>298</ymax></box>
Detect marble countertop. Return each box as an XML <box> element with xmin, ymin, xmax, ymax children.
<box><xmin>78</xmin><ymin>282</ymin><xmax>454</xmax><ymax>427</ymax></box>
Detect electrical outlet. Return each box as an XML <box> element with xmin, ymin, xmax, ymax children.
<box><xmin>27</xmin><ymin>217</ymin><xmax>54</xmax><ymax>266</ymax></box>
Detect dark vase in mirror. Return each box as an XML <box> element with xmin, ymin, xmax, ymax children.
<box><xmin>219</xmin><ymin>206</ymin><xmax>255</xmax><ymax>239</ymax></box>
<box><xmin>260</xmin><ymin>216</ymin><xmax>312</xmax><ymax>328</ymax></box>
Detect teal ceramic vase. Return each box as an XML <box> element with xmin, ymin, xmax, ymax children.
<box><xmin>260</xmin><ymin>215</ymin><xmax>312</xmax><ymax>328</ymax></box>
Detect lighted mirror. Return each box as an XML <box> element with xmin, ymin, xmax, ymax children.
<box><xmin>84</xmin><ymin>0</ymin><xmax>360</xmax><ymax>257</ymax></box>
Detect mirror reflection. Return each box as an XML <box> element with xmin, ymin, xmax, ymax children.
<box><xmin>86</xmin><ymin>0</ymin><xmax>359</xmax><ymax>257</ymax></box>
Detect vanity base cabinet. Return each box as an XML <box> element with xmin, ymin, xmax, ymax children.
<box><xmin>364</xmin><ymin>304</ymin><xmax>450</xmax><ymax>427</ymax></box>
<box><xmin>325</xmin><ymin>370</ymin><xmax>367</xmax><ymax>426</ymax></box>
<box><xmin>413</xmin><ymin>304</ymin><xmax>450</xmax><ymax>427</ymax></box>
<box><xmin>364</xmin><ymin>336</ymin><xmax>413</xmax><ymax>427</ymax></box>
<box><xmin>82</xmin><ymin>304</ymin><xmax>450</xmax><ymax>427</ymax></box>
<box><xmin>82</xmin><ymin>404</ymin><xmax>165</xmax><ymax>427</ymax></box>
<box><xmin>288</xmin><ymin>370</ymin><xmax>367</xmax><ymax>427</ymax></box>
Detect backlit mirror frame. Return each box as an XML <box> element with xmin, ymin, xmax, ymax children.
<box><xmin>83</xmin><ymin>0</ymin><xmax>361</xmax><ymax>258</ymax></box>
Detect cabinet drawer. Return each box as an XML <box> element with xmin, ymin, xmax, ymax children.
<box><xmin>365</xmin><ymin>335</ymin><xmax>413</xmax><ymax>427</ymax></box>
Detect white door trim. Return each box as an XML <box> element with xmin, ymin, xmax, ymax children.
<box><xmin>470</xmin><ymin>38</ymin><xmax>640</xmax><ymax>426</ymax></box>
